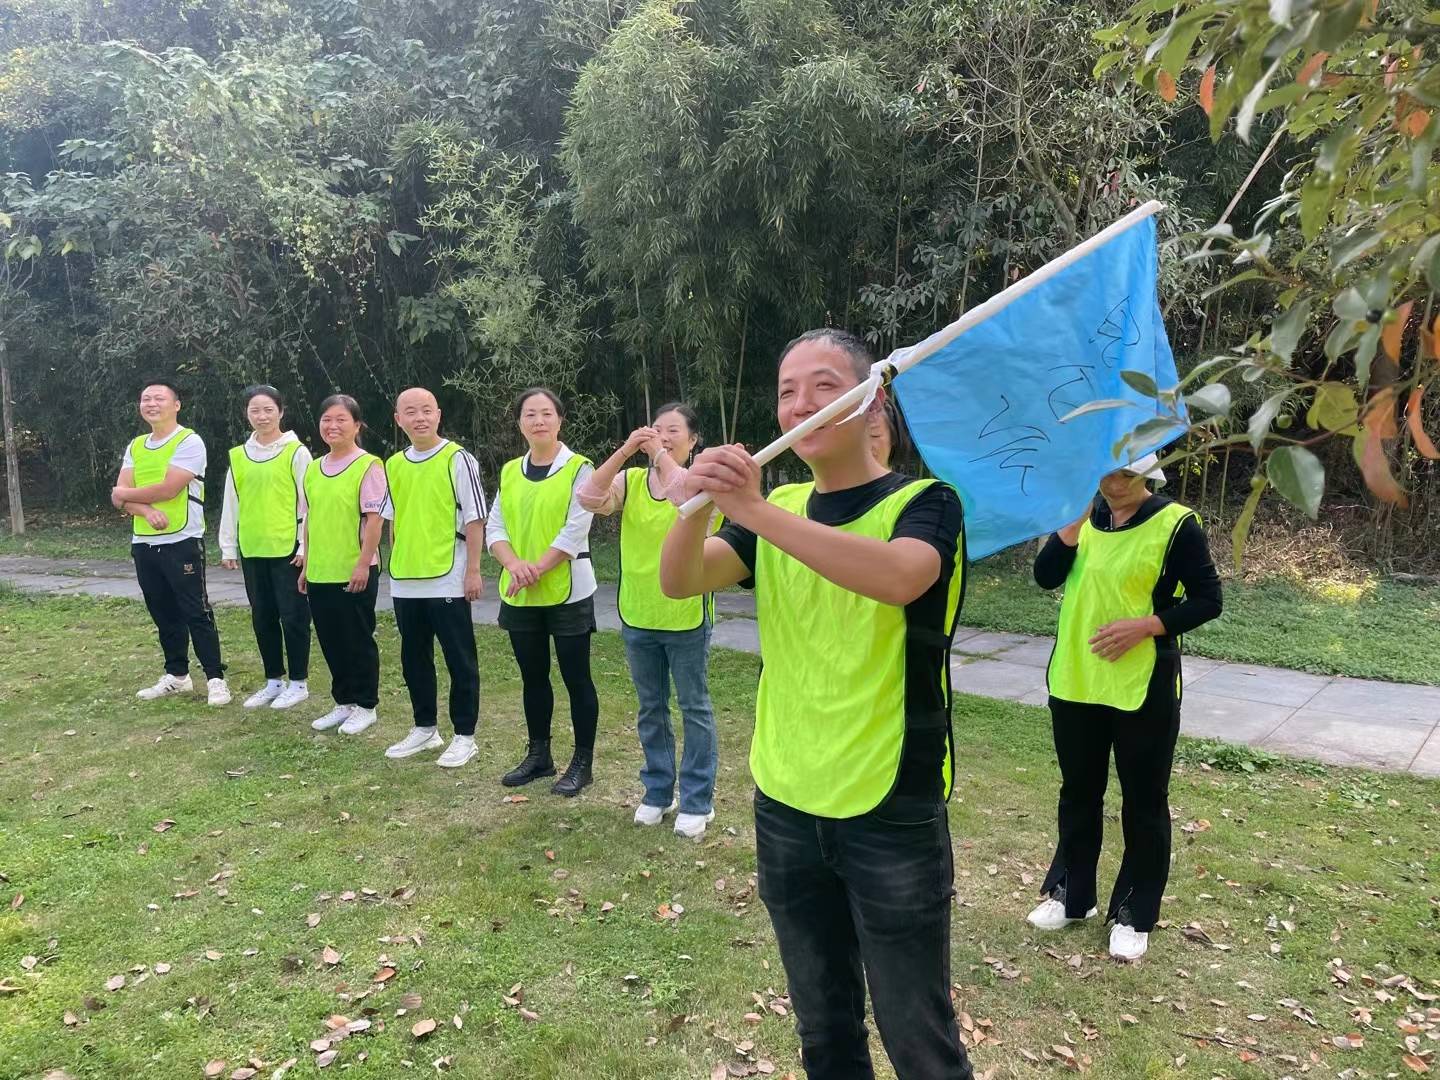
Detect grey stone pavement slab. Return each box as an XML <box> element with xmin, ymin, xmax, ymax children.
<box><xmin>3</xmin><ymin>555</ymin><xmax>1438</xmax><ymax>778</ymax></box>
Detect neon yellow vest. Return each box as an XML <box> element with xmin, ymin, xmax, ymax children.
<box><xmin>385</xmin><ymin>441</ymin><xmax>463</xmax><ymax>580</ymax></box>
<box><xmin>751</xmin><ymin>479</ymin><xmax>962</xmax><ymax>818</ymax></box>
<box><xmin>618</xmin><ymin>467</ymin><xmax>712</xmax><ymax>631</ymax></box>
<box><xmin>228</xmin><ymin>440</ymin><xmax>301</xmax><ymax>558</ymax></box>
<box><xmin>1047</xmin><ymin>501</ymin><xmax>1195</xmax><ymax>710</ymax></box>
<box><xmin>498</xmin><ymin>453</ymin><xmax>590</xmax><ymax>607</ymax></box>
<box><xmin>130</xmin><ymin>427</ymin><xmax>200</xmax><ymax>537</ymax></box>
<box><xmin>303</xmin><ymin>452</ymin><xmax>378</xmax><ymax>584</ymax></box>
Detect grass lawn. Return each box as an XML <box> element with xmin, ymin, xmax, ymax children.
<box><xmin>6</xmin><ymin>518</ymin><xmax>1440</xmax><ymax>686</ymax></box>
<box><xmin>1</xmin><ymin>594</ymin><xmax>1438</xmax><ymax>1079</ymax></box>
<box><xmin>963</xmin><ymin>559</ymin><xmax>1440</xmax><ymax>686</ymax></box>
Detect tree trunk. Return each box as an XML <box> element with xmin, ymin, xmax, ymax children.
<box><xmin>1</xmin><ymin>334</ymin><xmax>23</xmax><ymax>535</ymax></box>
<box><xmin>729</xmin><ymin>305</ymin><xmax>749</xmax><ymax>444</ymax></box>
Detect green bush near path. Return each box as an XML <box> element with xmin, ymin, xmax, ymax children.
<box><xmin>1</xmin><ymin>594</ymin><xmax>1437</xmax><ymax>1079</ymax></box>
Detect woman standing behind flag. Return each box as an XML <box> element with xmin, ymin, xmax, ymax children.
<box><xmin>298</xmin><ymin>395</ymin><xmax>386</xmax><ymax>737</ymax></box>
<box><xmin>487</xmin><ymin>388</ymin><xmax>600</xmax><ymax>797</ymax></box>
<box><xmin>1028</xmin><ymin>452</ymin><xmax>1221</xmax><ymax>961</ymax></box>
<box><xmin>579</xmin><ymin>403</ymin><xmax>718</xmax><ymax>840</ymax></box>
<box><xmin>220</xmin><ymin>385</ymin><xmax>313</xmax><ymax>712</ymax></box>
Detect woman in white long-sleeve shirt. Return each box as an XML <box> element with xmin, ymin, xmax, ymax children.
<box><xmin>219</xmin><ymin>385</ymin><xmax>314</xmax><ymax>711</ymax></box>
<box><xmin>486</xmin><ymin>387</ymin><xmax>599</xmax><ymax>797</ymax></box>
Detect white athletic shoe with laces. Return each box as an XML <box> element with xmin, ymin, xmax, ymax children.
<box><xmin>385</xmin><ymin>727</ymin><xmax>444</xmax><ymax>759</ymax></box>
<box><xmin>339</xmin><ymin>706</ymin><xmax>377</xmax><ymax>735</ymax></box>
<box><xmin>674</xmin><ymin>810</ymin><xmax>715</xmax><ymax>839</ymax></box>
<box><xmin>206</xmin><ymin>678</ymin><xmax>232</xmax><ymax>706</ymax></box>
<box><xmin>1109</xmin><ymin>923</ymin><xmax>1149</xmax><ymax>961</ymax></box>
<box><xmin>311</xmin><ymin>704</ymin><xmax>353</xmax><ymax>731</ymax></box>
<box><xmin>243</xmin><ymin>682</ymin><xmax>283</xmax><ymax>709</ymax></box>
<box><xmin>634</xmin><ymin>801</ymin><xmax>678</xmax><ymax>826</ymax></box>
<box><xmin>437</xmin><ymin>734</ymin><xmax>478</xmax><ymax>768</ymax></box>
<box><xmin>1026</xmin><ymin>898</ymin><xmax>1099</xmax><ymax>931</ymax></box>
<box><xmin>137</xmin><ymin>673</ymin><xmax>192</xmax><ymax>700</ymax></box>
<box><xmin>270</xmin><ymin>682</ymin><xmax>309</xmax><ymax>710</ymax></box>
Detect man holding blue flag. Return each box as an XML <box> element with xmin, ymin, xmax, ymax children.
<box><xmin>661</xmin><ymin>329</ymin><xmax>972</xmax><ymax>1080</ymax></box>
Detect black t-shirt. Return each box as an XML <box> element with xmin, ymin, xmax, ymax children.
<box><xmin>716</xmin><ymin>473</ymin><xmax>966</xmax><ymax>803</ymax></box>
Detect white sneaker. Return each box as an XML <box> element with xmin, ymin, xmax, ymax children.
<box><xmin>137</xmin><ymin>674</ymin><xmax>192</xmax><ymax>700</ymax></box>
<box><xmin>1026</xmin><ymin>898</ymin><xmax>1099</xmax><ymax>931</ymax></box>
<box><xmin>634</xmin><ymin>801</ymin><xmax>678</xmax><ymax>826</ymax></box>
<box><xmin>437</xmin><ymin>735</ymin><xmax>478</xmax><ymax>769</ymax></box>
<box><xmin>339</xmin><ymin>706</ymin><xmax>377</xmax><ymax>735</ymax></box>
<box><xmin>385</xmin><ymin>727</ymin><xmax>444</xmax><ymax>759</ymax></box>
<box><xmin>1109</xmin><ymin>923</ymin><xmax>1149</xmax><ymax>961</ymax></box>
<box><xmin>243</xmin><ymin>682</ymin><xmax>283</xmax><ymax>709</ymax></box>
<box><xmin>270</xmin><ymin>682</ymin><xmax>309</xmax><ymax>710</ymax></box>
<box><xmin>311</xmin><ymin>704</ymin><xmax>353</xmax><ymax>731</ymax></box>
<box><xmin>206</xmin><ymin>678</ymin><xmax>232</xmax><ymax>706</ymax></box>
<box><xmin>674</xmin><ymin>810</ymin><xmax>715</xmax><ymax>839</ymax></box>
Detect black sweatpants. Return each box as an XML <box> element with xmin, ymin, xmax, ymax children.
<box><xmin>1041</xmin><ymin>655</ymin><xmax>1182</xmax><ymax>932</ymax></box>
<box><xmin>307</xmin><ymin>568</ymin><xmax>380</xmax><ymax>709</ymax></box>
<box><xmin>394</xmin><ymin>596</ymin><xmax>479</xmax><ymax>736</ymax></box>
<box><xmin>132</xmin><ymin>538</ymin><xmax>225</xmax><ymax>681</ymax></box>
<box><xmin>507</xmin><ymin>630</ymin><xmax>598</xmax><ymax>752</ymax></box>
<box><xmin>240</xmin><ymin>554</ymin><xmax>310</xmax><ymax>681</ymax></box>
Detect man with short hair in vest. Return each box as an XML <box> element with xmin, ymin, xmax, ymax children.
<box><xmin>381</xmin><ymin>387</ymin><xmax>487</xmax><ymax>767</ymax></box>
<box><xmin>112</xmin><ymin>379</ymin><xmax>231</xmax><ymax>706</ymax></box>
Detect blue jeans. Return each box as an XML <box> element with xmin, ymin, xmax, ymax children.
<box><xmin>621</xmin><ymin>622</ymin><xmax>716</xmax><ymax>815</ymax></box>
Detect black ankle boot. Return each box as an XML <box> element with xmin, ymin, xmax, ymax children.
<box><xmin>502</xmin><ymin>739</ymin><xmax>555</xmax><ymax>787</ymax></box>
<box><xmin>551</xmin><ymin>749</ymin><xmax>593</xmax><ymax>797</ymax></box>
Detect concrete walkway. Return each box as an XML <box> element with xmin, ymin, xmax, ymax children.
<box><xmin>4</xmin><ymin>555</ymin><xmax>1439</xmax><ymax>778</ymax></box>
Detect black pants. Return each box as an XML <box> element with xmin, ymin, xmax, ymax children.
<box><xmin>306</xmin><ymin>569</ymin><xmax>380</xmax><ymax>709</ymax></box>
<box><xmin>132</xmin><ymin>538</ymin><xmax>225</xmax><ymax>681</ymax></box>
<box><xmin>240</xmin><ymin>554</ymin><xmax>310</xmax><ymax>681</ymax></box>
<box><xmin>754</xmin><ymin>790</ymin><xmax>973</xmax><ymax>1080</ymax></box>
<box><xmin>1041</xmin><ymin>656</ymin><xmax>1182</xmax><ymax>932</ymax></box>
<box><xmin>394</xmin><ymin>596</ymin><xmax>479</xmax><ymax>736</ymax></box>
<box><xmin>507</xmin><ymin>630</ymin><xmax>598</xmax><ymax>752</ymax></box>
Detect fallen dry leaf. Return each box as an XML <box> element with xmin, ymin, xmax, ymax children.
<box><xmin>306</xmin><ymin>913</ymin><xmax>321</xmax><ymax>928</ymax></box>
<box><xmin>204</xmin><ymin>1062</ymin><xmax>226</xmax><ymax>1078</ymax></box>
<box><xmin>62</xmin><ymin>1010</ymin><xmax>81</xmax><ymax>1027</ymax></box>
<box><xmin>154</xmin><ymin>962</ymin><xmax>171</xmax><ymax>975</ymax></box>
<box><xmin>315</xmin><ymin>1050</ymin><xmax>337</xmax><ymax>1068</ymax></box>
<box><xmin>400</xmin><ymin>993</ymin><xmax>423</xmax><ymax>1010</ymax></box>
<box><xmin>230</xmin><ymin>1069</ymin><xmax>257</xmax><ymax>1080</ymax></box>
<box><xmin>321</xmin><ymin>947</ymin><xmax>341</xmax><ymax>967</ymax></box>
<box><xmin>373</xmin><ymin>967</ymin><xmax>396</xmax><ymax>984</ymax></box>
<box><xmin>152</xmin><ymin>819</ymin><xmax>175</xmax><ymax>833</ymax></box>
<box><xmin>272</xmin><ymin>1058</ymin><xmax>298</xmax><ymax>1079</ymax></box>
<box><xmin>411</xmin><ymin>1018</ymin><xmax>437</xmax><ymax>1039</ymax></box>
<box><xmin>104</xmin><ymin>975</ymin><xmax>125</xmax><ymax>992</ymax></box>
<box><xmin>11</xmin><ymin>893</ymin><xmax>24</xmax><ymax>910</ymax></box>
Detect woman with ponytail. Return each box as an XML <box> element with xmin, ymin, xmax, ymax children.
<box><xmin>580</xmin><ymin>403</ymin><xmax>719</xmax><ymax>840</ymax></box>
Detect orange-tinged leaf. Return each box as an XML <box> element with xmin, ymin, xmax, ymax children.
<box><xmin>1404</xmin><ymin>109</ymin><xmax>1431</xmax><ymax>138</ymax></box>
<box><xmin>1157</xmin><ymin>70</ymin><xmax>1177</xmax><ymax>103</ymax></box>
<box><xmin>1365</xmin><ymin>387</ymin><xmax>1400</xmax><ymax>439</ymax></box>
<box><xmin>1198</xmin><ymin>65</ymin><xmax>1216</xmax><ymax>114</ymax></box>
<box><xmin>1297</xmin><ymin>51</ymin><xmax>1328</xmax><ymax>85</ymax></box>
<box><xmin>373</xmin><ymin>967</ymin><xmax>396</xmax><ymax>984</ymax></box>
<box><xmin>1407</xmin><ymin>387</ymin><xmax>1439</xmax><ymax>459</ymax></box>
<box><xmin>1383</xmin><ymin>301</ymin><xmax>1413</xmax><ymax>361</ymax></box>
<box><xmin>1359</xmin><ymin>431</ymin><xmax>1409</xmax><ymax>508</ymax></box>
<box><xmin>1403</xmin><ymin>1052</ymin><xmax>1431</xmax><ymax>1073</ymax></box>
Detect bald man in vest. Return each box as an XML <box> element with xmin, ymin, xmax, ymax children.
<box><xmin>381</xmin><ymin>387</ymin><xmax>487</xmax><ymax>768</ymax></box>
<box><xmin>661</xmin><ymin>330</ymin><xmax>973</xmax><ymax>1080</ymax></box>
<box><xmin>111</xmin><ymin>379</ymin><xmax>231</xmax><ymax>706</ymax></box>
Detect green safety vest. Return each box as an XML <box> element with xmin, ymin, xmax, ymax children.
<box><xmin>385</xmin><ymin>441</ymin><xmax>463</xmax><ymax>580</ymax></box>
<box><xmin>750</xmin><ymin>478</ymin><xmax>963</xmax><ymax>818</ymax></box>
<box><xmin>498</xmin><ymin>453</ymin><xmax>590</xmax><ymax>607</ymax></box>
<box><xmin>130</xmin><ymin>427</ymin><xmax>201</xmax><ymax>538</ymax></box>
<box><xmin>1047</xmin><ymin>501</ymin><xmax>1195</xmax><ymax>710</ymax></box>
<box><xmin>228</xmin><ymin>440</ymin><xmax>301</xmax><ymax>558</ymax></box>
<box><xmin>303</xmin><ymin>452</ymin><xmax>378</xmax><ymax>584</ymax></box>
<box><xmin>618</xmin><ymin>467</ymin><xmax>712</xmax><ymax>631</ymax></box>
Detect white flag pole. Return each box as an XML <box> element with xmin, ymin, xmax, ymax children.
<box><xmin>677</xmin><ymin>200</ymin><xmax>1167</xmax><ymax>518</ymax></box>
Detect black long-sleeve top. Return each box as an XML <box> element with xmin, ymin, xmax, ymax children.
<box><xmin>1034</xmin><ymin>495</ymin><xmax>1222</xmax><ymax>651</ymax></box>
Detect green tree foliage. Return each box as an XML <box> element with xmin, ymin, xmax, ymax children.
<box><xmin>1101</xmin><ymin>0</ymin><xmax>1439</xmax><ymax>563</ymax></box>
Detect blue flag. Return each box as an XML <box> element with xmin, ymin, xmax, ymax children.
<box><xmin>892</xmin><ymin>216</ymin><xmax>1185</xmax><ymax>560</ymax></box>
